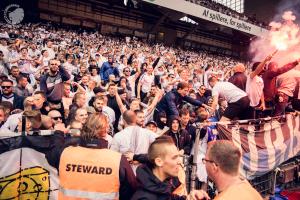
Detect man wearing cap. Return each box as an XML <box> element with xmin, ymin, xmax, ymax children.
<box><xmin>100</xmin><ymin>55</ymin><xmax>120</xmax><ymax>84</ymax></box>
<box><xmin>88</xmin><ymin>86</ymin><xmax>107</xmax><ymax>106</ymax></box>
<box><xmin>146</xmin><ymin>121</ymin><xmax>158</xmax><ymax>134</ymax></box>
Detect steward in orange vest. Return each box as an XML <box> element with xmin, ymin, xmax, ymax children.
<box><xmin>47</xmin><ymin>113</ymin><xmax>137</xmax><ymax>199</ymax></box>
<box><xmin>47</xmin><ymin>136</ymin><xmax>137</xmax><ymax>200</ymax></box>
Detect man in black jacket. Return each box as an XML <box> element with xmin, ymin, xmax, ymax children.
<box><xmin>0</xmin><ymin>79</ymin><xmax>24</xmax><ymax>110</ymax></box>
<box><xmin>131</xmin><ymin>136</ymin><xmax>209</xmax><ymax>200</ymax></box>
<box><xmin>155</xmin><ymin>82</ymin><xmax>210</xmax><ymax>124</ymax></box>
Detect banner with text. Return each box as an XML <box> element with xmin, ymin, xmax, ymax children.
<box><xmin>142</xmin><ymin>0</ymin><xmax>268</xmax><ymax>36</ymax></box>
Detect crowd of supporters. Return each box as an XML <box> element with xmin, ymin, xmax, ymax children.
<box><xmin>0</xmin><ymin>21</ymin><xmax>299</xmax><ymax>199</ymax></box>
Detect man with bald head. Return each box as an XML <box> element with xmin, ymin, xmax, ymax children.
<box><xmin>204</xmin><ymin>140</ymin><xmax>263</xmax><ymax>200</ymax></box>
<box><xmin>110</xmin><ymin>110</ymin><xmax>157</xmax><ymax>173</ymax></box>
<box><xmin>228</xmin><ymin>63</ymin><xmax>247</xmax><ymax>91</ymax></box>
<box><xmin>48</xmin><ymin>110</ymin><xmax>63</xmax><ymax>126</ymax></box>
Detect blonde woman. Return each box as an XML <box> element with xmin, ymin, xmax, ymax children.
<box><xmin>81</xmin><ymin>112</ymin><xmax>112</xmax><ymax>148</ymax></box>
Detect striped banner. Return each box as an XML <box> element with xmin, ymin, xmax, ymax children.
<box><xmin>217</xmin><ymin>114</ymin><xmax>300</xmax><ymax>180</ymax></box>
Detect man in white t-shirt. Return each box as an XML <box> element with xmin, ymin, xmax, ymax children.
<box><xmin>110</xmin><ymin>110</ymin><xmax>157</xmax><ymax>173</ymax></box>
<box><xmin>44</xmin><ymin>40</ymin><xmax>55</xmax><ymax>60</ymax></box>
<box><xmin>137</xmin><ymin>65</ymin><xmax>154</xmax><ymax>101</ymax></box>
<box><xmin>246</xmin><ymin>53</ymin><xmax>275</xmax><ymax>118</ymax></box>
<box><xmin>246</xmin><ymin>62</ymin><xmax>266</xmax><ymax>118</ymax></box>
<box><xmin>208</xmin><ymin>76</ymin><xmax>251</xmax><ymax>121</ymax></box>
<box><xmin>63</xmin><ymin>55</ymin><xmax>77</xmax><ymax>77</ymax></box>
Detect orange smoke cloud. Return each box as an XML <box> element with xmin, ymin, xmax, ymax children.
<box><xmin>250</xmin><ymin>11</ymin><xmax>300</xmax><ymax>68</ymax></box>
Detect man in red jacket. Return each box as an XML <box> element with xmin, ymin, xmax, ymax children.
<box><xmin>262</xmin><ymin>59</ymin><xmax>300</xmax><ymax>116</ymax></box>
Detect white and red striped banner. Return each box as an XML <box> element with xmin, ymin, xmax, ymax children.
<box><xmin>217</xmin><ymin>114</ymin><xmax>300</xmax><ymax>180</ymax></box>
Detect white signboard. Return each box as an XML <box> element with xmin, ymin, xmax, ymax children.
<box><xmin>142</xmin><ymin>0</ymin><xmax>268</xmax><ymax>36</ymax></box>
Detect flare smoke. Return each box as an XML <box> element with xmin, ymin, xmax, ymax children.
<box><xmin>249</xmin><ymin>11</ymin><xmax>300</xmax><ymax>68</ymax></box>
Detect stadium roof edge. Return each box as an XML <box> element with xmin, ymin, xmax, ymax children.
<box><xmin>141</xmin><ymin>0</ymin><xmax>268</xmax><ymax>37</ymax></box>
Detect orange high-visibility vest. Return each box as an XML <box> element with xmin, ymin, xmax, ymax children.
<box><xmin>59</xmin><ymin>146</ymin><xmax>121</xmax><ymax>200</ymax></box>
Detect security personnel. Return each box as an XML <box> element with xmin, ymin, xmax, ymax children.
<box><xmin>59</xmin><ymin>146</ymin><xmax>122</xmax><ymax>199</ymax></box>
<box><xmin>47</xmin><ymin>113</ymin><xmax>136</xmax><ymax>200</ymax></box>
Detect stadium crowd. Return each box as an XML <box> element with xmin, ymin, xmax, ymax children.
<box><xmin>0</xmin><ymin>22</ymin><xmax>299</xmax><ymax>200</ymax></box>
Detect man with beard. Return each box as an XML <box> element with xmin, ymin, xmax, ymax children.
<box><xmin>40</xmin><ymin>59</ymin><xmax>70</xmax><ymax>102</ymax></box>
<box><xmin>93</xmin><ymin>96</ymin><xmax>115</xmax><ymax>125</ymax></box>
<box><xmin>0</xmin><ymin>79</ymin><xmax>24</xmax><ymax>110</ymax></box>
<box><xmin>100</xmin><ymin>55</ymin><xmax>120</xmax><ymax>84</ymax></box>
<box><xmin>106</xmin><ymin>84</ymin><xmax>121</xmax><ymax>132</ymax></box>
<box><xmin>135</xmin><ymin>110</ymin><xmax>145</xmax><ymax>128</ymax></box>
<box><xmin>8</xmin><ymin>66</ymin><xmax>20</xmax><ymax>86</ymax></box>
